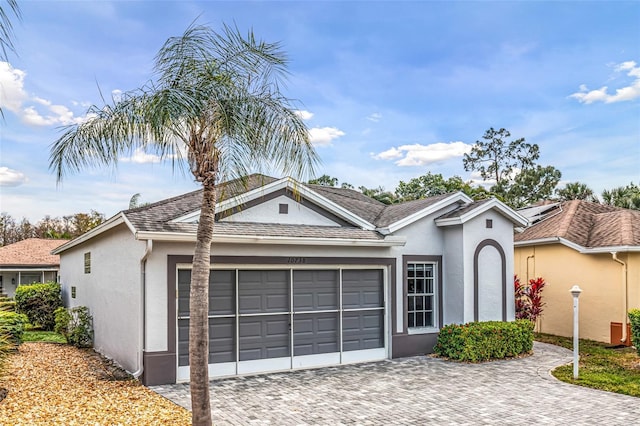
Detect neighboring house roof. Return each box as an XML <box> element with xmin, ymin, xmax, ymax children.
<box><xmin>54</xmin><ymin>174</ymin><xmax>525</xmax><ymax>253</ymax></box>
<box><xmin>515</xmin><ymin>200</ymin><xmax>640</xmax><ymax>253</ymax></box>
<box><xmin>0</xmin><ymin>238</ymin><xmax>69</xmax><ymax>267</ymax></box>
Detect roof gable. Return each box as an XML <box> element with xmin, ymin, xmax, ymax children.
<box><xmin>0</xmin><ymin>238</ymin><xmax>69</xmax><ymax>267</ymax></box>
<box><xmin>435</xmin><ymin>198</ymin><xmax>528</xmax><ymax>228</ymax></box>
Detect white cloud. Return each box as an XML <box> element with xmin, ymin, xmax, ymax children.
<box><xmin>570</xmin><ymin>60</ymin><xmax>640</xmax><ymax>104</ymax></box>
<box><xmin>308</xmin><ymin>127</ymin><xmax>345</xmax><ymax>147</ymax></box>
<box><xmin>0</xmin><ymin>62</ymin><xmax>28</xmax><ymax>112</ymax></box>
<box><xmin>121</xmin><ymin>148</ymin><xmax>162</xmax><ymax>164</ymax></box>
<box><xmin>295</xmin><ymin>110</ymin><xmax>314</xmax><ymax>120</ymax></box>
<box><xmin>367</xmin><ymin>112</ymin><xmax>382</xmax><ymax>122</ymax></box>
<box><xmin>0</xmin><ymin>61</ymin><xmax>90</xmax><ymax>127</ymax></box>
<box><xmin>372</xmin><ymin>147</ymin><xmax>404</xmax><ymax>160</ymax></box>
<box><xmin>0</xmin><ymin>167</ymin><xmax>28</xmax><ymax>187</ymax></box>
<box><xmin>372</xmin><ymin>141</ymin><xmax>473</xmax><ymax>166</ymax></box>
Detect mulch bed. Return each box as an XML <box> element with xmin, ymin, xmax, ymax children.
<box><xmin>0</xmin><ymin>342</ymin><xmax>191</xmax><ymax>425</ymax></box>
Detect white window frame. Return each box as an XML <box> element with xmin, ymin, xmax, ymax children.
<box><xmin>406</xmin><ymin>261</ymin><xmax>438</xmax><ymax>334</ymax></box>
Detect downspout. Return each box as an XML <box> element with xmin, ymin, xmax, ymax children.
<box><xmin>611</xmin><ymin>252</ymin><xmax>628</xmax><ymax>343</ymax></box>
<box><xmin>132</xmin><ymin>239</ymin><xmax>153</xmax><ymax>379</ymax></box>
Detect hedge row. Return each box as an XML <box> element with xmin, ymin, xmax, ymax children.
<box><xmin>434</xmin><ymin>319</ymin><xmax>534</xmax><ymax>362</ymax></box>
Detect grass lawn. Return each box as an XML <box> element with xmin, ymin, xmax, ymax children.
<box><xmin>535</xmin><ymin>333</ymin><xmax>640</xmax><ymax>397</ymax></box>
<box><xmin>22</xmin><ymin>324</ymin><xmax>66</xmax><ymax>344</ymax></box>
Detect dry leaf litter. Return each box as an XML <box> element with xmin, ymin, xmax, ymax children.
<box><xmin>0</xmin><ymin>342</ymin><xmax>191</xmax><ymax>425</ymax></box>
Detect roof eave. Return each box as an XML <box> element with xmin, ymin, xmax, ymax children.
<box><xmin>435</xmin><ymin>198</ymin><xmax>529</xmax><ymax>228</ymax></box>
<box><xmin>384</xmin><ymin>192</ymin><xmax>473</xmax><ymax>234</ymax></box>
<box><xmin>135</xmin><ymin>231</ymin><xmax>406</xmax><ymax>247</ymax></box>
<box><xmin>515</xmin><ymin>237</ymin><xmax>640</xmax><ymax>254</ymax></box>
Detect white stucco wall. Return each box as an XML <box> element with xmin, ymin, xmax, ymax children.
<box><xmin>461</xmin><ymin>210</ymin><xmax>516</xmax><ymax>322</ymax></box>
<box><xmin>389</xmin><ymin>203</ymin><xmax>458</xmax><ymax>332</ymax></box>
<box><xmin>442</xmin><ymin>226</ymin><xmax>464</xmax><ymax>326</ymax></box>
<box><xmin>477</xmin><ymin>245</ymin><xmax>503</xmax><ymax>321</ymax></box>
<box><xmin>220</xmin><ymin>195</ymin><xmax>338</xmax><ymax>226</ymax></box>
<box><xmin>58</xmin><ymin>225</ymin><xmax>145</xmax><ymax>372</ymax></box>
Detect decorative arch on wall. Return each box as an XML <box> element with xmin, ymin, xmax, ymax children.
<box><xmin>473</xmin><ymin>239</ymin><xmax>507</xmax><ymax>322</ymax></box>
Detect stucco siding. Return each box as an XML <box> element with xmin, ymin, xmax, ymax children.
<box><xmin>462</xmin><ymin>211</ymin><xmax>516</xmax><ymax>323</ymax></box>
<box><xmin>59</xmin><ymin>225</ymin><xmax>144</xmax><ymax>372</ymax></box>
<box><xmin>515</xmin><ymin>245</ymin><xmax>639</xmax><ymax>343</ymax></box>
<box><xmin>220</xmin><ymin>195</ymin><xmax>339</xmax><ymax>226</ymax></box>
<box><xmin>442</xmin><ymin>226</ymin><xmax>464</xmax><ymax>325</ymax></box>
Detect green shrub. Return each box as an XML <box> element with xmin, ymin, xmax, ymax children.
<box><xmin>0</xmin><ymin>311</ymin><xmax>28</xmax><ymax>344</ymax></box>
<box><xmin>629</xmin><ymin>309</ymin><xmax>640</xmax><ymax>356</ymax></box>
<box><xmin>15</xmin><ymin>282</ymin><xmax>63</xmax><ymax>331</ymax></box>
<box><xmin>434</xmin><ymin>320</ymin><xmax>534</xmax><ymax>362</ymax></box>
<box><xmin>55</xmin><ymin>306</ymin><xmax>93</xmax><ymax>348</ymax></box>
<box><xmin>0</xmin><ymin>300</ymin><xmax>16</xmax><ymax>312</ymax></box>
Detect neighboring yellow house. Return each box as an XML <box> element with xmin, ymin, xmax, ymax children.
<box><xmin>514</xmin><ymin>200</ymin><xmax>639</xmax><ymax>344</ymax></box>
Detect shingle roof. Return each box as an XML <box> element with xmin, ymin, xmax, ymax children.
<box><xmin>375</xmin><ymin>193</ymin><xmax>453</xmax><ymax>227</ymax></box>
<box><xmin>434</xmin><ymin>198</ymin><xmax>493</xmax><ymax>220</ymax></box>
<box><xmin>515</xmin><ymin>200</ymin><xmax>640</xmax><ymax>248</ymax></box>
<box><xmin>122</xmin><ymin>175</ymin><xmax>511</xmax><ymax>239</ymax></box>
<box><xmin>0</xmin><ymin>238</ymin><xmax>69</xmax><ymax>267</ymax></box>
<box><xmin>306</xmin><ymin>184</ymin><xmax>386</xmax><ymax>225</ymax></box>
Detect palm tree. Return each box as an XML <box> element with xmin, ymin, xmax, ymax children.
<box><xmin>50</xmin><ymin>23</ymin><xmax>318</xmax><ymax>426</ymax></box>
<box><xmin>0</xmin><ymin>0</ymin><xmax>20</xmax><ymax>61</ymax></box>
<box><xmin>556</xmin><ymin>181</ymin><xmax>599</xmax><ymax>202</ymax></box>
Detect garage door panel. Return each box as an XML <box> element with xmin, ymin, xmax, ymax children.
<box><xmin>239</xmin><ymin>315</ymin><xmax>290</xmax><ymax>361</ymax></box>
<box><xmin>293</xmin><ymin>270</ymin><xmax>338</xmax><ymax>311</ymax></box>
<box><xmin>178</xmin><ymin>317</ymin><xmax>236</xmax><ymax>366</ymax></box>
<box><xmin>178</xmin><ymin>269</ymin><xmax>236</xmax><ymax>316</ymax></box>
<box><xmin>178</xmin><ymin>319</ymin><xmax>189</xmax><ymax>366</ymax></box>
<box><xmin>342</xmin><ymin>270</ymin><xmax>384</xmax><ymax>309</ymax></box>
<box><xmin>210</xmin><ymin>318</ymin><xmax>235</xmax><ymax>363</ymax></box>
<box><xmin>210</xmin><ymin>270</ymin><xmax>235</xmax><ymax>315</ymax></box>
<box><xmin>342</xmin><ymin>311</ymin><xmax>384</xmax><ymax>351</ymax></box>
<box><xmin>293</xmin><ymin>312</ymin><xmax>338</xmax><ymax>356</ymax></box>
<box><xmin>239</xmin><ymin>270</ymin><xmax>289</xmax><ymax>313</ymax></box>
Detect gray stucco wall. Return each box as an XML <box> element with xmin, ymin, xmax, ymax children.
<box><xmin>59</xmin><ymin>225</ymin><xmax>145</xmax><ymax>372</ymax></box>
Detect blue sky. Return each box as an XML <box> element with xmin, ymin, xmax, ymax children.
<box><xmin>1</xmin><ymin>1</ymin><xmax>639</xmax><ymax>222</ymax></box>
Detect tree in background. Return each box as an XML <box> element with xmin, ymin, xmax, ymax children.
<box><xmin>50</xmin><ymin>23</ymin><xmax>317</xmax><ymax>426</ymax></box>
<box><xmin>463</xmin><ymin>127</ymin><xmax>561</xmax><ymax>208</ymax></box>
<box><xmin>359</xmin><ymin>186</ymin><xmax>397</xmax><ymax>205</ymax></box>
<box><xmin>556</xmin><ymin>181</ymin><xmax>599</xmax><ymax>202</ymax></box>
<box><xmin>602</xmin><ymin>182</ymin><xmax>640</xmax><ymax>210</ymax></box>
<box><xmin>0</xmin><ymin>211</ymin><xmax>106</xmax><ymax>245</ymax></box>
<box><xmin>463</xmin><ymin>127</ymin><xmax>539</xmax><ymax>189</ymax></box>
<box><xmin>307</xmin><ymin>174</ymin><xmax>354</xmax><ymax>189</ymax></box>
<box><xmin>395</xmin><ymin>172</ymin><xmax>491</xmax><ymax>202</ymax></box>
<box><xmin>308</xmin><ymin>174</ymin><xmax>338</xmax><ymax>187</ymax></box>
<box><xmin>506</xmin><ymin>165</ymin><xmax>562</xmax><ymax>208</ymax></box>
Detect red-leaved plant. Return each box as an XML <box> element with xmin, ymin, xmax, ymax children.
<box><xmin>514</xmin><ymin>275</ymin><xmax>546</xmax><ymax>322</ymax></box>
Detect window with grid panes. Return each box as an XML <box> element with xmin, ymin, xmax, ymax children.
<box><xmin>407</xmin><ymin>262</ymin><xmax>435</xmax><ymax>329</ymax></box>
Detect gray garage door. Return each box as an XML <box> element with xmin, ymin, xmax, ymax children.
<box><xmin>177</xmin><ymin>268</ymin><xmax>385</xmax><ymax>379</ymax></box>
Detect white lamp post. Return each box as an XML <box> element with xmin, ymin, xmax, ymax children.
<box><xmin>570</xmin><ymin>285</ymin><xmax>582</xmax><ymax>379</ymax></box>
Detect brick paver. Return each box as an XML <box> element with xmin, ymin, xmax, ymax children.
<box><xmin>151</xmin><ymin>342</ymin><xmax>640</xmax><ymax>425</ymax></box>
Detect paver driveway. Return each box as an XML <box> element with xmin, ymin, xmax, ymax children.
<box><xmin>152</xmin><ymin>342</ymin><xmax>640</xmax><ymax>425</ymax></box>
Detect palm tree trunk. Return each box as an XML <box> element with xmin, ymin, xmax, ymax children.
<box><xmin>189</xmin><ymin>182</ymin><xmax>217</xmax><ymax>426</ymax></box>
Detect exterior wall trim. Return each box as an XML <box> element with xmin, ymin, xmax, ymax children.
<box><xmin>473</xmin><ymin>239</ymin><xmax>507</xmax><ymax>322</ymax></box>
